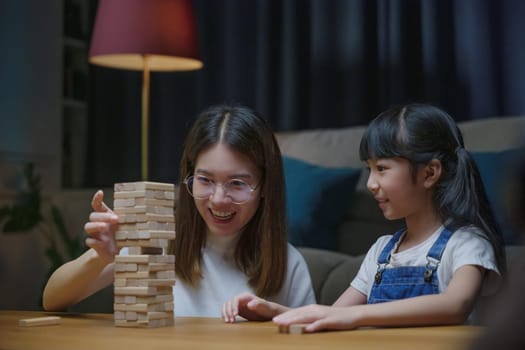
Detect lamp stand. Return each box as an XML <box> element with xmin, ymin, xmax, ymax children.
<box><xmin>141</xmin><ymin>54</ymin><xmax>151</xmax><ymax>181</ymax></box>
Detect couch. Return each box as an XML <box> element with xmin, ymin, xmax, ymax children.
<box><xmin>276</xmin><ymin>116</ymin><xmax>525</xmax><ymax>306</ymax></box>
<box><xmin>59</xmin><ymin>116</ymin><xmax>525</xmax><ymax>315</ymax></box>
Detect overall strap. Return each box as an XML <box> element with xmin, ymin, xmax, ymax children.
<box><xmin>426</xmin><ymin>227</ymin><xmax>454</xmax><ymax>262</ymax></box>
<box><xmin>423</xmin><ymin>227</ymin><xmax>454</xmax><ymax>282</ymax></box>
<box><xmin>377</xmin><ymin>229</ymin><xmax>406</xmax><ymax>264</ymax></box>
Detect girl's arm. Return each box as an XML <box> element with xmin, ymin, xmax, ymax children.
<box><xmin>274</xmin><ymin>264</ymin><xmax>485</xmax><ymax>332</ymax></box>
<box><xmin>333</xmin><ymin>286</ymin><xmax>368</xmax><ymax>306</ymax></box>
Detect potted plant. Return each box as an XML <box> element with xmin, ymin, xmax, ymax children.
<box><xmin>0</xmin><ymin>164</ymin><xmax>85</xmax><ymax>299</ymax></box>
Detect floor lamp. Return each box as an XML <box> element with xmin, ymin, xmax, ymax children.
<box><xmin>88</xmin><ymin>0</ymin><xmax>203</xmax><ymax>181</ymax></box>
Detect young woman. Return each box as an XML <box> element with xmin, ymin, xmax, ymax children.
<box><xmin>223</xmin><ymin>103</ymin><xmax>504</xmax><ymax>332</ymax></box>
<box><xmin>42</xmin><ymin>104</ymin><xmax>315</xmax><ymax>317</ymax></box>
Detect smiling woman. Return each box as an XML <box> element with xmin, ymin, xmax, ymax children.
<box><xmin>171</xmin><ymin>105</ymin><xmax>315</xmax><ymax>317</ymax></box>
<box><xmin>186</xmin><ymin>143</ymin><xmax>262</xmax><ymax>238</ymax></box>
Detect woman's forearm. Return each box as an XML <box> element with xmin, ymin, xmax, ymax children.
<box><xmin>42</xmin><ymin>248</ymin><xmax>113</xmax><ymax>311</ymax></box>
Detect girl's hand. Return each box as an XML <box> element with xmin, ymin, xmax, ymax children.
<box><xmin>273</xmin><ymin>304</ymin><xmax>362</xmax><ymax>333</ymax></box>
<box><xmin>83</xmin><ymin>190</ymin><xmax>119</xmax><ymax>263</ymax></box>
<box><xmin>222</xmin><ymin>292</ymin><xmax>288</xmax><ymax>323</ymax></box>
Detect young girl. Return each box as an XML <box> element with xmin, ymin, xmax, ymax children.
<box><xmin>222</xmin><ymin>103</ymin><xmax>505</xmax><ymax>331</ymax></box>
<box><xmin>42</xmin><ymin>104</ymin><xmax>316</xmax><ymax>317</ymax></box>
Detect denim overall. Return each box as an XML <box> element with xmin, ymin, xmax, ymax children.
<box><xmin>368</xmin><ymin>227</ymin><xmax>453</xmax><ymax>304</ymax></box>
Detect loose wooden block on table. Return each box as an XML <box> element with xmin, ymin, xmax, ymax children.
<box><xmin>278</xmin><ymin>323</ymin><xmax>309</xmax><ymax>334</ymax></box>
<box><xmin>19</xmin><ymin>316</ymin><xmax>61</xmax><ymax>327</ymax></box>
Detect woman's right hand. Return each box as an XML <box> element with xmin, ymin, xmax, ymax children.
<box><xmin>84</xmin><ymin>190</ymin><xmax>119</xmax><ymax>263</ymax></box>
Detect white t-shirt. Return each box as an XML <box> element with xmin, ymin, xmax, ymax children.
<box><xmin>121</xmin><ymin>234</ymin><xmax>316</xmax><ymax>317</ymax></box>
<box><xmin>351</xmin><ymin>225</ymin><xmax>501</xmax><ymax>299</ymax></box>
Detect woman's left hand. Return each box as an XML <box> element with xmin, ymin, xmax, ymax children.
<box><xmin>222</xmin><ymin>292</ymin><xmax>288</xmax><ymax>323</ymax></box>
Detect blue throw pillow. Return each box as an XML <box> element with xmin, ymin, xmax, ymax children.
<box><xmin>282</xmin><ymin>156</ymin><xmax>361</xmax><ymax>250</ymax></box>
<box><xmin>472</xmin><ymin>149</ymin><xmax>522</xmax><ymax>244</ymax></box>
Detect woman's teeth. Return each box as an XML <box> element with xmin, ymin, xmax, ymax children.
<box><xmin>211</xmin><ymin>209</ymin><xmax>234</xmax><ymax>219</ymax></box>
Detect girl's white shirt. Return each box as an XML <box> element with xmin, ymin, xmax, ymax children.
<box><xmin>121</xmin><ymin>233</ymin><xmax>316</xmax><ymax>317</ymax></box>
<box><xmin>351</xmin><ymin>225</ymin><xmax>500</xmax><ymax>299</ymax></box>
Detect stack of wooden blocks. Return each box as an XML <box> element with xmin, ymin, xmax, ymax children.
<box><xmin>112</xmin><ymin>181</ymin><xmax>176</xmax><ymax>328</ymax></box>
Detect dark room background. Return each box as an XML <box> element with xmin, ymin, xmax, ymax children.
<box><xmin>86</xmin><ymin>0</ymin><xmax>525</xmax><ymax>188</ymax></box>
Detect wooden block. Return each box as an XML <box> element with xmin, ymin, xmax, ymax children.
<box><xmin>156</xmin><ymin>286</ymin><xmax>174</xmax><ymax>294</ymax></box>
<box><xmin>115</xmin><ymin>293</ymin><xmax>173</xmax><ymax>305</ymax></box>
<box><xmin>137</xmin><ymin>311</ymin><xmax>174</xmax><ymax>321</ymax></box>
<box><xmin>114</xmin><ymin>206</ymin><xmax>152</xmax><ymax>214</ymax></box>
<box><xmin>115</xmin><ymin>269</ymin><xmax>175</xmax><ymax>279</ymax></box>
<box><xmin>117</xmin><ymin>213</ymin><xmax>175</xmax><ymax>224</ymax></box>
<box><xmin>116</xmin><ymin>238</ymin><xmax>169</xmax><ymax>249</ymax></box>
<box><xmin>114</xmin><ymin>197</ymin><xmax>171</xmax><ymax>208</ymax></box>
<box><xmin>113</xmin><ymin>206</ymin><xmax>173</xmax><ymax>215</ymax></box>
<box><xmin>119</xmin><ymin>222</ymin><xmax>175</xmax><ymax>231</ymax></box>
<box><xmin>114</xmin><ymin>286</ymin><xmax>159</xmax><ymax>296</ymax></box>
<box><xmin>117</xmin><ymin>230</ymin><xmax>175</xmax><ymax>240</ymax></box>
<box><xmin>114</xmin><ymin>311</ymin><xmax>125</xmax><ymax>320</ymax></box>
<box><xmin>138</xmin><ymin>262</ymin><xmax>175</xmax><ymax>272</ymax></box>
<box><xmin>117</xmin><ymin>278</ymin><xmax>176</xmax><ymax>287</ymax></box>
<box><xmin>114</xmin><ymin>190</ymin><xmax>157</xmax><ymax>199</ymax></box>
<box><xmin>125</xmin><ymin>311</ymin><xmax>138</xmax><ymax>321</ymax></box>
<box><xmin>115</xmin><ymin>255</ymin><xmax>174</xmax><ymax>264</ymax></box>
<box><xmin>19</xmin><ymin>316</ymin><xmax>61</xmax><ymax>327</ymax></box>
<box><xmin>114</xmin><ymin>263</ymin><xmax>138</xmax><ymax>272</ymax></box>
<box><xmin>128</xmin><ymin>263</ymin><xmax>175</xmax><ymax>275</ymax></box>
<box><xmin>156</xmin><ymin>270</ymin><xmax>175</xmax><ymax>279</ymax></box>
<box><xmin>278</xmin><ymin>323</ymin><xmax>309</xmax><ymax>334</ymax></box>
<box><xmin>127</xmin><ymin>246</ymin><xmax>164</xmax><ymax>255</ymax></box>
<box><xmin>115</xmin><ymin>231</ymin><xmax>129</xmax><ymax>240</ymax></box>
<box><xmin>114</xmin><ymin>278</ymin><xmax>127</xmax><ymax>287</ymax></box>
<box><xmin>115</xmin><ymin>271</ymin><xmax>150</xmax><ymax>279</ymax></box>
<box><xmin>117</xmin><ymin>310</ymin><xmax>175</xmax><ymax>323</ymax></box>
<box><xmin>114</xmin><ymin>301</ymin><xmax>174</xmax><ymax>312</ymax></box>
<box><xmin>115</xmin><ymin>317</ymin><xmax>174</xmax><ymax>328</ymax></box>
<box><xmin>115</xmin><ymin>181</ymin><xmax>174</xmax><ymax>192</ymax></box>
<box><xmin>131</xmin><ymin>198</ymin><xmax>174</xmax><ymax>208</ymax></box>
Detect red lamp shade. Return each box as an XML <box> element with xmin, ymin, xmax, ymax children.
<box><xmin>89</xmin><ymin>0</ymin><xmax>203</xmax><ymax>71</ymax></box>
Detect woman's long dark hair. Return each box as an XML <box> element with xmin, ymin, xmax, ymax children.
<box><xmin>359</xmin><ymin>103</ymin><xmax>506</xmax><ymax>272</ymax></box>
<box><xmin>169</xmin><ymin>104</ymin><xmax>288</xmax><ymax>297</ymax></box>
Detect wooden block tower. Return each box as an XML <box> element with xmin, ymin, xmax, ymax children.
<box><xmin>112</xmin><ymin>181</ymin><xmax>176</xmax><ymax>328</ymax></box>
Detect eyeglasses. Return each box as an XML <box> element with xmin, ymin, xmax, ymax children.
<box><xmin>183</xmin><ymin>175</ymin><xmax>260</xmax><ymax>204</ymax></box>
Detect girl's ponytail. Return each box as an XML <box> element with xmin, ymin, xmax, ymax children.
<box><xmin>439</xmin><ymin>147</ymin><xmax>506</xmax><ymax>273</ymax></box>
<box><xmin>438</xmin><ymin>147</ymin><xmax>479</xmax><ymax>224</ymax></box>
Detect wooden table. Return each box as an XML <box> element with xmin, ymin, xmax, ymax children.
<box><xmin>0</xmin><ymin>310</ymin><xmax>482</xmax><ymax>350</ymax></box>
